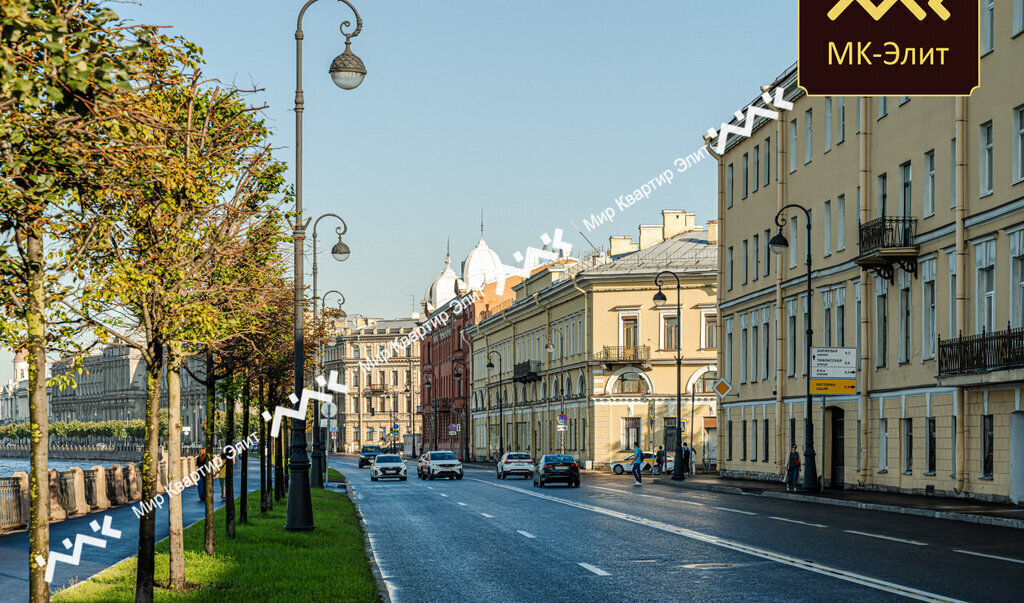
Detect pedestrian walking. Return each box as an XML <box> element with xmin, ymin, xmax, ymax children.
<box><xmin>655</xmin><ymin>446</ymin><xmax>666</xmax><ymax>475</ymax></box>
<box><xmin>197</xmin><ymin>448</ymin><xmax>207</xmax><ymax>502</ymax></box>
<box><xmin>217</xmin><ymin>453</ymin><xmax>228</xmax><ymax>501</ymax></box>
<box><xmin>786</xmin><ymin>445</ymin><xmax>801</xmax><ymax>491</ymax></box>
<box><xmin>680</xmin><ymin>443</ymin><xmax>691</xmax><ymax>480</ymax></box>
<box><xmin>631</xmin><ymin>442</ymin><xmax>644</xmax><ymax>486</ymax></box>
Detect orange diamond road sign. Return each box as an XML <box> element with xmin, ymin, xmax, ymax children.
<box><xmin>713</xmin><ymin>379</ymin><xmax>732</xmax><ymax>398</ymax></box>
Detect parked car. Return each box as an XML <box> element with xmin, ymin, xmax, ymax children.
<box><xmin>371</xmin><ymin>454</ymin><xmax>407</xmax><ymax>481</ymax></box>
<box><xmin>533</xmin><ymin>454</ymin><xmax>580</xmax><ymax>488</ymax></box>
<box><xmin>496</xmin><ymin>452</ymin><xmax>535</xmax><ymax>479</ymax></box>
<box><xmin>358</xmin><ymin>444</ymin><xmax>383</xmax><ymax>468</ymax></box>
<box><xmin>417</xmin><ymin>450</ymin><xmax>463</xmax><ymax>480</ymax></box>
<box><xmin>608</xmin><ymin>451</ymin><xmax>674</xmax><ymax>475</ymax></box>
<box><xmin>381</xmin><ymin>444</ymin><xmax>403</xmax><ymax>455</ymax></box>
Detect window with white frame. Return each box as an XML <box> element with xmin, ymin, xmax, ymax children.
<box><xmin>824</xmin><ymin>97</ymin><xmax>833</xmax><ymax>152</ymax></box>
<box><xmin>921</xmin><ymin>258</ymin><xmax>937</xmax><ymax>360</ymax></box>
<box><xmin>761</xmin><ymin>308</ymin><xmax>771</xmax><ymax>380</ymax></box>
<box><xmin>753</xmin><ymin>234</ymin><xmax>760</xmax><ymax>281</ymax></box>
<box><xmin>743</xmin><ymin>239</ymin><xmax>749</xmax><ymax>284</ymax></box>
<box><xmin>878</xmin><ymin>173</ymin><xmax>888</xmax><ymax>217</ymax></box>
<box><xmin>950</xmin><ymin>138</ymin><xmax>957</xmax><ymax>208</ymax></box>
<box><xmin>948</xmin><ymin>250</ymin><xmax>958</xmax><ymax>338</ymax></box>
<box><xmin>763</xmin><ymin>229</ymin><xmax>771</xmax><ymax>276</ymax></box>
<box><xmin>725</xmin><ymin>318</ymin><xmax>734</xmax><ymax>382</ymax></box>
<box><xmin>764</xmin><ymin>136</ymin><xmax>771</xmax><ymax>182</ymax></box>
<box><xmin>981</xmin><ymin>0</ymin><xmax>994</xmax><ymax>54</ymax></box>
<box><xmin>701</xmin><ymin>312</ymin><xmax>718</xmax><ymax>349</ymax></box>
<box><xmin>742</xmin><ymin>153</ymin><xmax>749</xmax><ymax>199</ymax></box>
<box><xmin>980</xmin><ymin>121</ymin><xmax>993</xmax><ymax>195</ymax></box>
<box><xmin>804</xmin><ymin>109</ymin><xmax>813</xmax><ymax>164</ymax></box>
<box><xmin>903</xmin><ymin>418</ymin><xmax>913</xmax><ymax>473</ymax></box>
<box><xmin>876</xmin><ymin>278</ymin><xmax>888</xmax><ymax>368</ymax></box>
<box><xmin>740</xmin><ymin>316</ymin><xmax>748</xmax><ymax>383</ymax></box>
<box><xmin>1015</xmin><ymin>0</ymin><xmax>1024</xmax><ymax>35</ymax></box>
<box><xmin>837</xmin><ymin>195</ymin><xmax>846</xmax><ymax>251</ymax></box>
<box><xmin>898</xmin><ymin>271</ymin><xmax>912</xmax><ymax>364</ymax></box>
<box><xmin>1015</xmin><ymin>105</ymin><xmax>1024</xmax><ymax>183</ymax></box>
<box><xmin>802</xmin><ymin>296</ymin><xmax>810</xmax><ymax>376</ymax></box>
<box><xmin>751</xmin><ymin>314</ymin><xmax>759</xmax><ymax>383</ymax></box>
<box><xmin>789</xmin><ymin>216</ymin><xmax>798</xmax><ymax>268</ymax></box>
<box><xmin>837</xmin><ymin>97</ymin><xmax>846</xmax><ymax>143</ymax></box>
<box><xmin>1012</xmin><ymin>231</ymin><xmax>1024</xmax><ymax>328</ymax></box>
<box><xmin>728</xmin><ymin>246</ymin><xmax>734</xmax><ymax>290</ymax></box>
<box><xmin>900</xmin><ymin>96</ymin><xmax>910</xmax><ymax>105</ymax></box>
<box><xmin>924</xmin><ymin>150</ymin><xmax>935</xmax><ymax>216</ymax></box>
<box><xmin>752</xmin><ymin>417</ymin><xmax>758</xmax><ymax>462</ymax></box>
<box><xmin>753</xmin><ymin>145</ymin><xmax>760</xmax><ymax>192</ymax></box>
<box><xmin>824</xmin><ymin>200</ymin><xmax>832</xmax><ymax>256</ymax></box>
<box><xmin>855</xmin><ymin>281</ymin><xmax>862</xmax><ymax>369</ymax></box>
<box><xmin>975</xmin><ymin>239</ymin><xmax>996</xmax><ymax>333</ymax></box>
<box><xmin>787</xmin><ymin>301</ymin><xmax>797</xmax><ymax>377</ymax></box>
<box><xmin>823</xmin><ymin>290</ymin><xmax>833</xmax><ymax>347</ymax></box>
<box><xmin>835</xmin><ymin>286</ymin><xmax>846</xmax><ymax>347</ymax></box>
<box><xmin>879</xmin><ymin>418</ymin><xmax>888</xmax><ymax>470</ymax></box>
<box><xmin>789</xmin><ymin>119</ymin><xmax>798</xmax><ymax>172</ymax></box>
<box><xmin>662</xmin><ymin>312</ymin><xmax>679</xmax><ymax>350</ymax></box>
<box><xmin>877</xmin><ymin>96</ymin><xmax>888</xmax><ymax>119</ymax></box>
<box><xmin>727</xmin><ymin>163</ymin><xmax>734</xmax><ymax>207</ymax></box>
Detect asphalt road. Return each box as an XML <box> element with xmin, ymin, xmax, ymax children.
<box><xmin>331</xmin><ymin>456</ymin><xmax>1024</xmax><ymax>603</ymax></box>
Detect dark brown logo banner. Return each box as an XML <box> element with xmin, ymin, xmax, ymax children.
<box><xmin>799</xmin><ymin>0</ymin><xmax>980</xmax><ymax>96</ymax></box>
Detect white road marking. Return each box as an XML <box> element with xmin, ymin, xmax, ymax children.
<box><xmin>769</xmin><ymin>516</ymin><xmax>826</xmax><ymax>528</ymax></box>
<box><xmin>590</xmin><ymin>485</ymin><xmax>703</xmax><ymax>506</ymax></box>
<box><xmin>457</xmin><ymin>502</ymin><xmax>468</xmax><ymax>506</ymax></box>
<box><xmin>472</xmin><ymin>479</ymin><xmax>961</xmax><ymax>603</ymax></box>
<box><xmin>953</xmin><ymin>550</ymin><xmax>1024</xmax><ymax>564</ymax></box>
<box><xmin>633</xmin><ymin>559</ymin><xmax>657</xmax><ymax>563</ymax></box>
<box><xmin>844</xmin><ymin>530</ymin><xmax>927</xmax><ymax>546</ymax></box>
<box><xmin>578</xmin><ymin>562</ymin><xmax>610</xmax><ymax>576</ymax></box>
<box><xmin>439</xmin><ymin>493</ymin><xmax>448</xmax><ymax>498</ymax></box>
<box><xmin>480</xmin><ymin>513</ymin><xmax>494</xmax><ymax>518</ymax></box>
<box><xmin>517</xmin><ymin>530</ymin><xmax>536</xmax><ymax>539</ymax></box>
<box><xmin>713</xmin><ymin>506</ymin><xmax>757</xmax><ymax>516</ymax></box>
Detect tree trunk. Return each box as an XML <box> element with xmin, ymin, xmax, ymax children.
<box><xmin>203</xmin><ymin>350</ymin><xmax>215</xmax><ymax>555</ymax></box>
<box><xmin>224</xmin><ymin>371</ymin><xmax>236</xmax><ymax>538</ymax></box>
<box><xmin>274</xmin><ymin>418</ymin><xmax>284</xmax><ymax>501</ymax></box>
<box><xmin>134</xmin><ymin>341</ymin><xmax>163</xmax><ymax>603</ymax></box>
<box><xmin>240</xmin><ymin>375</ymin><xmax>250</xmax><ymax>524</ymax></box>
<box><xmin>25</xmin><ymin>229</ymin><xmax>50</xmax><ymax>603</ymax></box>
<box><xmin>259</xmin><ymin>376</ymin><xmax>267</xmax><ymax>513</ymax></box>
<box><xmin>166</xmin><ymin>342</ymin><xmax>185</xmax><ymax>590</ymax></box>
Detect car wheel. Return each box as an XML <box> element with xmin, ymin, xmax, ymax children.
<box><xmin>500</xmin><ymin>471</ymin><xmax>506</xmax><ymax>480</ymax></box>
<box><xmin>573</xmin><ymin>480</ymin><xmax>580</xmax><ymax>488</ymax></box>
<box><xmin>613</xmin><ymin>465</ymin><xmax>624</xmax><ymax>475</ymax></box>
<box><xmin>456</xmin><ymin>473</ymin><xmax>463</xmax><ymax>480</ymax></box>
<box><xmin>532</xmin><ymin>478</ymin><xmax>537</xmax><ymax>487</ymax></box>
<box><xmin>400</xmin><ymin>477</ymin><xmax>407</xmax><ymax>481</ymax></box>
<box><xmin>371</xmin><ymin>476</ymin><xmax>377</xmax><ymax>482</ymax></box>
<box><xmin>429</xmin><ymin>473</ymin><xmax>435</xmax><ymax>480</ymax></box>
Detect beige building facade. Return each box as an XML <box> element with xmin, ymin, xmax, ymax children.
<box><xmin>469</xmin><ymin>211</ymin><xmax>719</xmax><ymax>468</ymax></box>
<box><xmin>714</xmin><ymin>7</ymin><xmax>1024</xmax><ymax>503</ymax></box>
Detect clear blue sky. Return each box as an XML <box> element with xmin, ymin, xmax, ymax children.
<box><xmin>2</xmin><ymin>0</ymin><xmax>797</xmax><ymax>383</ymax></box>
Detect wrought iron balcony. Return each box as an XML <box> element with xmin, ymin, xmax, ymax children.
<box><xmin>513</xmin><ymin>361</ymin><xmax>542</xmax><ymax>383</ymax></box>
<box><xmin>855</xmin><ymin>216</ymin><xmax>919</xmax><ymax>283</ymax></box>
<box><xmin>597</xmin><ymin>345</ymin><xmax>650</xmax><ymax>363</ymax></box>
<box><xmin>939</xmin><ymin>325</ymin><xmax>1024</xmax><ymax>375</ymax></box>
<box><xmin>365</xmin><ymin>383</ymin><xmax>388</xmax><ymax>393</ymax></box>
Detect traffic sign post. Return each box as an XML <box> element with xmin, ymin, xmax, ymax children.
<box><xmin>810</xmin><ymin>347</ymin><xmax>856</xmax><ymax>395</ymax></box>
<box><xmin>712</xmin><ymin>378</ymin><xmax>732</xmax><ymax>398</ymax></box>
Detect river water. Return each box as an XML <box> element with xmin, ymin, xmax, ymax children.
<box><xmin>0</xmin><ymin>459</ymin><xmax>125</xmax><ymax>478</ymax></box>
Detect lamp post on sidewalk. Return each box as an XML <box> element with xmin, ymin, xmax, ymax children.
<box><xmin>320</xmin><ymin>290</ymin><xmax>345</xmax><ymax>460</ymax></box>
<box><xmin>453</xmin><ymin>360</ymin><xmax>468</xmax><ymax>461</ymax></box>
<box><xmin>289</xmin><ymin>0</ymin><xmax>365</xmax><ymax>531</ymax></box>
<box><xmin>768</xmin><ymin>203</ymin><xmax>818</xmax><ymax>492</ymax></box>
<box><xmin>545</xmin><ymin>325</ymin><xmax>567</xmax><ymax>454</ymax></box>
<box><xmin>486</xmin><ymin>351</ymin><xmax>504</xmax><ymax>460</ymax></box>
<box><xmin>653</xmin><ymin>271</ymin><xmax>684</xmax><ymax>481</ymax></box>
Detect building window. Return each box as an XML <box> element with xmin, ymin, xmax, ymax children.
<box><xmin>762</xmin><ymin>310</ymin><xmax>771</xmax><ymax>380</ymax></box>
<box><xmin>924</xmin><ymin>150</ymin><xmax>935</xmax><ymax>216</ymax></box>
<box><xmin>725</xmin><ymin>318</ymin><xmax>734</xmax><ymax>382</ymax></box>
<box><xmin>976</xmin><ymin>240</ymin><xmax>996</xmax><ymax>334</ymax></box>
<box><xmin>877</xmin><ymin>173</ymin><xmax>888</xmax><ymax>217</ymax></box>
<box><xmin>727</xmin><ymin>419</ymin><xmax>734</xmax><ymax>460</ymax></box>
<box><xmin>1013</xmin><ymin>233</ymin><xmax>1024</xmax><ymax>328</ymax></box>
<box><xmin>742</xmin><ymin>153</ymin><xmax>749</xmax><ymax>199</ymax></box>
<box><xmin>824</xmin><ymin>97</ymin><xmax>833</xmax><ymax>152</ymax></box>
<box><xmin>922</xmin><ymin>259</ymin><xmax>936</xmax><ymax>359</ymax></box>
<box><xmin>727</xmin><ymin>246</ymin><xmax>734</xmax><ymax>290</ymax></box>
<box><xmin>856</xmin><ymin>419</ymin><xmax>862</xmax><ymax>471</ymax></box>
<box><xmin>614</xmin><ymin>371</ymin><xmax>648</xmax><ymax>395</ymax></box>
<box><xmin>982</xmin><ymin>414</ymin><xmax>994</xmax><ymax>478</ymax></box>
<box><xmin>802</xmin><ymin>298</ymin><xmax>810</xmax><ymax>376</ymax></box>
<box><xmin>789</xmin><ymin>119</ymin><xmax>798</xmax><ymax>172</ymax></box>
<box><xmin>703</xmin><ymin>313</ymin><xmax>718</xmax><ymax>349</ymax></box>
<box><xmin>823</xmin><ymin>291</ymin><xmax>833</xmax><ymax>347</ymax></box>
<box><xmin>898</xmin><ymin>277</ymin><xmax>911</xmax><ymax>364</ymax></box>
<box><xmin>1015</xmin><ymin>0</ymin><xmax>1024</xmax><ymax>35</ymax></box>
<box><xmin>926</xmin><ymin>417</ymin><xmax>937</xmax><ymax>474</ymax></box>
<box><xmin>352</xmin><ymin>345</ymin><xmax>360</xmax><ymax>358</ymax></box>
<box><xmin>856</xmin><ymin>97</ymin><xmax>861</xmax><ymax>133</ymax></box>
<box><xmin>789</xmin><ymin>216</ymin><xmax>798</xmax><ymax>268</ymax></box>
<box><xmin>900</xmin><ymin>161</ymin><xmax>912</xmax><ymax>217</ymax></box>
<box><xmin>902</xmin><ymin>418</ymin><xmax>913</xmax><ymax>474</ymax></box>
<box><xmin>1015</xmin><ymin>105</ymin><xmax>1024</xmax><ymax>182</ymax></box>
<box><xmin>741</xmin><ymin>420</ymin><xmax>748</xmax><ymax>460</ymax></box>
<box><xmin>763</xmin><ymin>229</ymin><xmax>771</xmax><ymax>276</ymax></box>
<box><xmin>763</xmin><ymin>418</ymin><xmax>770</xmax><ymax>461</ymax></box>
<box><xmin>836</xmin><ymin>195</ymin><xmax>846</xmax><ymax>251</ymax></box>
<box><xmin>740</xmin><ymin>321</ymin><xmax>748</xmax><ymax>384</ymax></box>
<box><xmin>824</xmin><ymin>200</ymin><xmax>832</xmax><ymax>256</ymax></box>
<box><xmin>879</xmin><ymin>418</ymin><xmax>888</xmax><ymax>470</ymax></box>
<box><xmin>663</xmin><ymin>314</ymin><xmax>679</xmax><ymax>350</ymax></box>
<box><xmin>727</xmin><ymin>163</ymin><xmax>734</xmax><ymax>208</ymax></box>
<box><xmin>787</xmin><ymin>302</ymin><xmax>797</xmax><ymax>377</ymax></box>
<box><xmin>751</xmin><ymin>418</ymin><xmax>758</xmax><ymax>461</ymax></box>
<box><xmin>951</xmin><ymin>415</ymin><xmax>957</xmax><ymax>477</ymax></box>
<box><xmin>877</xmin><ymin>96</ymin><xmax>888</xmax><ymax>119</ymax></box>
<box><xmin>804</xmin><ymin>109</ymin><xmax>813</xmax><ymax>164</ymax></box>
<box><xmin>876</xmin><ymin>283</ymin><xmax>888</xmax><ymax>368</ymax></box>
<box><xmin>753</xmin><ymin>145</ymin><xmax>760</xmax><ymax>192</ymax></box>
<box><xmin>764</xmin><ymin>136</ymin><xmax>772</xmax><ymax>183</ymax></box>
<box><xmin>948</xmin><ymin>251</ymin><xmax>957</xmax><ymax>338</ymax></box>
<box><xmin>950</xmin><ymin>138</ymin><xmax>957</xmax><ymax>208</ymax></box>
<box><xmin>980</xmin><ymin>121</ymin><xmax>994</xmax><ymax>195</ymax></box>
<box><xmin>837</xmin><ymin>97</ymin><xmax>846</xmax><ymax>143</ymax></box>
<box><xmin>623</xmin><ymin>417</ymin><xmax>641</xmax><ymax>450</ymax></box>
<box><xmin>751</xmin><ymin>321</ymin><xmax>759</xmax><ymax>383</ymax></box>
<box><xmin>900</xmin><ymin>95</ymin><xmax>910</xmax><ymax>105</ymax></box>
<box><xmin>836</xmin><ymin>290</ymin><xmax>846</xmax><ymax>347</ymax></box>
<box><xmin>753</xmin><ymin>234</ymin><xmax>760</xmax><ymax>281</ymax></box>
<box><xmin>742</xmin><ymin>239</ymin><xmax>749</xmax><ymax>284</ymax></box>
<box><xmin>981</xmin><ymin>0</ymin><xmax>994</xmax><ymax>54</ymax></box>
<box><xmin>790</xmin><ymin>417</ymin><xmax>797</xmax><ymax>449</ymax></box>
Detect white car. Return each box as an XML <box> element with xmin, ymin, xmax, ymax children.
<box><xmin>609</xmin><ymin>452</ymin><xmax>675</xmax><ymax>475</ymax></box>
<box><xmin>496</xmin><ymin>452</ymin><xmax>535</xmax><ymax>479</ymax></box>
<box><xmin>417</xmin><ymin>450</ymin><xmax>463</xmax><ymax>480</ymax></box>
<box><xmin>371</xmin><ymin>454</ymin><xmax>407</xmax><ymax>481</ymax></box>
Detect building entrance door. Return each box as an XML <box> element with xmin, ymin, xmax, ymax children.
<box><xmin>829</xmin><ymin>407</ymin><xmax>845</xmax><ymax>487</ymax></box>
<box><xmin>1011</xmin><ymin>411</ymin><xmax>1024</xmax><ymax>504</ymax></box>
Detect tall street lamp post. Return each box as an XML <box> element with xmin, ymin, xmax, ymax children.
<box><xmin>545</xmin><ymin>326</ymin><xmax>566</xmax><ymax>454</ymax></box>
<box><xmin>311</xmin><ymin>218</ymin><xmax>349</xmax><ymax>489</ymax></box>
<box><xmin>768</xmin><ymin>204</ymin><xmax>818</xmax><ymax>492</ymax></box>
<box><xmin>423</xmin><ymin>375</ymin><xmax>432</xmax><ymax>451</ymax></box>
<box><xmin>320</xmin><ymin>291</ymin><xmax>345</xmax><ymax>462</ymax></box>
<box><xmin>486</xmin><ymin>351</ymin><xmax>504</xmax><ymax>460</ymax></box>
<box><xmin>452</xmin><ymin>360</ymin><xmax>468</xmax><ymax>461</ymax></box>
<box><xmin>653</xmin><ymin>271</ymin><xmax>685</xmax><ymax>480</ymax></box>
<box><xmin>289</xmin><ymin>0</ymin><xmax>365</xmax><ymax>531</ymax></box>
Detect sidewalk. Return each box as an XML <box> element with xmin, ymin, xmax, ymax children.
<box><xmin>652</xmin><ymin>474</ymin><xmax>1024</xmax><ymax>530</ymax></box>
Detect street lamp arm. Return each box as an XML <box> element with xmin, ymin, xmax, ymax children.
<box><xmin>774</xmin><ymin>203</ymin><xmax>811</xmax><ymax>230</ymax></box>
<box><xmin>321</xmin><ymin>289</ymin><xmax>346</xmax><ymax>308</ymax></box>
<box><xmin>297</xmin><ymin>0</ymin><xmax>362</xmax><ymax>41</ymax></box>
<box><xmin>312</xmin><ymin>213</ymin><xmax>349</xmax><ymax>239</ymax></box>
<box><xmin>654</xmin><ymin>270</ymin><xmax>681</xmax><ymax>290</ymax></box>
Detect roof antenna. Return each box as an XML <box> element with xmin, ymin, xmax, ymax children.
<box><xmin>570</xmin><ymin>219</ymin><xmax>601</xmax><ymax>255</ymax></box>
<box><xmin>480</xmin><ymin>209</ymin><xmax>484</xmax><ymax>240</ymax></box>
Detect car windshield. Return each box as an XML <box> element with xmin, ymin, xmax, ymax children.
<box><xmin>376</xmin><ymin>455</ymin><xmax>401</xmax><ymax>463</ymax></box>
<box><xmin>507</xmin><ymin>454</ymin><xmax>531</xmax><ymax>461</ymax></box>
<box><xmin>544</xmin><ymin>455</ymin><xmax>575</xmax><ymax>463</ymax></box>
<box><xmin>431</xmin><ymin>452</ymin><xmax>457</xmax><ymax>461</ymax></box>
<box><xmin>361</xmin><ymin>446</ymin><xmax>382</xmax><ymax>453</ymax></box>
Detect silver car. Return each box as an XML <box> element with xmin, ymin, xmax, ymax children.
<box><xmin>371</xmin><ymin>454</ymin><xmax>407</xmax><ymax>481</ymax></box>
<box><xmin>496</xmin><ymin>452</ymin><xmax>535</xmax><ymax>479</ymax></box>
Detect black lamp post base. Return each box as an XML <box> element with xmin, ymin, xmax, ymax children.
<box><xmin>310</xmin><ymin>450</ymin><xmax>325</xmax><ymax>489</ymax></box>
<box><xmin>671</xmin><ymin>448</ymin><xmax>685</xmax><ymax>480</ymax></box>
<box><xmin>799</xmin><ymin>450</ymin><xmax>819</xmax><ymax>492</ymax></box>
<box><xmin>284</xmin><ymin>459</ymin><xmax>315</xmax><ymax>531</ymax></box>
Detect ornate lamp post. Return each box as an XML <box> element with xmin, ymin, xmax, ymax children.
<box><xmin>768</xmin><ymin>204</ymin><xmax>818</xmax><ymax>492</ymax></box>
<box><xmin>452</xmin><ymin>360</ymin><xmax>468</xmax><ymax>461</ymax></box>
<box><xmin>320</xmin><ymin>290</ymin><xmax>344</xmax><ymax>464</ymax></box>
<box><xmin>486</xmin><ymin>351</ymin><xmax>504</xmax><ymax>459</ymax></box>
<box><xmin>653</xmin><ymin>271</ymin><xmax>685</xmax><ymax>480</ymax></box>
<box><xmin>423</xmin><ymin>375</ymin><xmax>432</xmax><ymax>452</ymax></box>
<box><xmin>288</xmin><ymin>0</ymin><xmax>364</xmax><ymax>531</ymax></box>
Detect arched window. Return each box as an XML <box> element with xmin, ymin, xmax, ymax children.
<box><xmin>696</xmin><ymin>370</ymin><xmax>718</xmax><ymax>393</ymax></box>
<box><xmin>564</xmin><ymin>376</ymin><xmax>572</xmax><ymax>398</ymax></box>
<box><xmin>522</xmin><ymin>384</ymin><xmax>528</xmax><ymax>403</ymax></box>
<box><xmin>577</xmin><ymin>373</ymin><xmax>585</xmax><ymax>397</ymax></box>
<box><xmin>541</xmin><ymin>381</ymin><xmax>547</xmax><ymax>401</ymax></box>
<box><xmin>613</xmin><ymin>370</ymin><xmax>649</xmax><ymax>394</ymax></box>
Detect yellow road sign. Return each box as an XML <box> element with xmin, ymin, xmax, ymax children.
<box><xmin>810</xmin><ymin>378</ymin><xmax>856</xmax><ymax>395</ymax></box>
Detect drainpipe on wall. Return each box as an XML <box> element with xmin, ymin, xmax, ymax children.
<box><xmin>703</xmin><ymin>134</ymin><xmax>726</xmax><ymax>473</ymax></box>
<box><xmin>571</xmin><ymin>274</ymin><xmax>593</xmax><ymax>465</ymax></box>
<box><xmin>955</xmin><ymin>96</ymin><xmax>968</xmax><ymax>495</ymax></box>
<box><xmin>760</xmin><ymin>85</ymin><xmax>787</xmax><ymax>479</ymax></box>
<box><xmin>498</xmin><ymin>310</ymin><xmax>517</xmax><ymax>451</ymax></box>
<box><xmin>858</xmin><ymin>96</ymin><xmax>873</xmax><ymax>487</ymax></box>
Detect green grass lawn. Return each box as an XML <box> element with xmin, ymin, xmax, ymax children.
<box><xmin>56</xmin><ymin>485</ymin><xmax>377</xmax><ymax>602</ymax></box>
<box><xmin>327</xmin><ymin>466</ymin><xmax>345</xmax><ymax>481</ymax></box>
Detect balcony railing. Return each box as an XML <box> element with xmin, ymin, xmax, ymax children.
<box><xmin>597</xmin><ymin>345</ymin><xmax>650</xmax><ymax>363</ymax></box>
<box><xmin>938</xmin><ymin>326</ymin><xmax>1024</xmax><ymax>375</ymax></box>
<box><xmin>859</xmin><ymin>216</ymin><xmax>918</xmax><ymax>253</ymax></box>
<box><xmin>513</xmin><ymin>361</ymin><xmax>542</xmax><ymax>383</ymax></box>
<box><xmin>365</xmin><ymin>383</ymin><xmax>388</xmax><ymax>393</ymax></box>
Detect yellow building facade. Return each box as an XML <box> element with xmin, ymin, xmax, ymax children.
<box><xmin>468</xmin><ymin>211</ymin><xmax>719</xmax><ymax>468</ymax></box>
<box><xmin>713</xmin><ymin>9</ymin><xmax>1024</xmax><ymax>503</ymax></box>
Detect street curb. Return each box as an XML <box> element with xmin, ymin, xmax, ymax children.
<box><xmin>652</xmin><ymin>479</ymin><xmax>1024</xmax><ymax>530</ymax></box>
<box><xmin>340</xmin><ymin>484</ymin><xmax>393</xmax><ymax>603</ymax></box>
